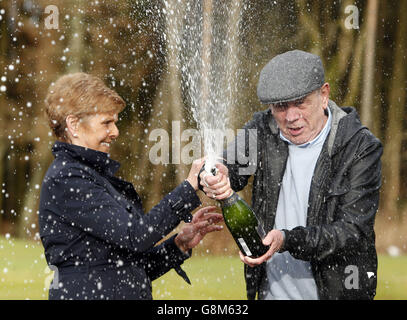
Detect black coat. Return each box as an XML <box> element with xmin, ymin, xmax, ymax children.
<box><xmin>39</xmin><ymin>141</ymin><xmax>201</xmax><ymax>300</ymax></box>
<box><xmin>225</xmin><ymin>101</ymin><xmax>382</xmax><ymax>300</ymax></box>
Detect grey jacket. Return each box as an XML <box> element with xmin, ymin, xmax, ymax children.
<box><xmin>224</xmin><ymin>101</ymin><xmax>382</xmax><ymax>300</ymax></box>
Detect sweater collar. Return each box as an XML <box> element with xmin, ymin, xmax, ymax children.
<box><xmin>51</xmin><ymin>141</ymin><xmax>120</xmax><ymax>176</ymax></box>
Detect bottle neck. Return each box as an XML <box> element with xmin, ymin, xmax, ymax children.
<box><xmin>220</xmin><ymin>192</ymin><xmax>240</xmax><ymax>208</ymax></box>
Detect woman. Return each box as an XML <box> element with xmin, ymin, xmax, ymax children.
<box><xmin>39</xmin><ymin>73</ymin><xmax>224</xmax><ymax>300</ymax></box>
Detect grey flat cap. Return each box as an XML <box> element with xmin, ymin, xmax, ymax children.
<box><xmin>257</xmin><ymin>50</ymin><xmax>325</xmax><ymax>104</ymax></box>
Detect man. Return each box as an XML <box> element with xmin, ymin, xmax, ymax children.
<box><xmin>201</xmin><ymin>50</ymin><xmax>382</xmax><ymax>300</ymax></box>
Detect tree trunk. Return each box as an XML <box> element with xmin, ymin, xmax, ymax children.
<box><xmin>360</xmin><ymin>0</ymin><xmax>379</xmax><ymax>129</ymax></box>
<box><xmin>17</xmin><ymin>142</ymin><xmax>51</xmax><ymax>238</ymax></box>
<box><xmin>325</xmin><ymin>0</ymin><xmax>355</xmax><ymax>99</ymax></box>
<box><xmin>381</xmin><ymin>0</ymin><xmax>407</xmax><ymax>221</ymax></box>
<box><xmin>0</xmin><ymin>12</ymin><xmax>7</xmax><ymax>232</ymax></box>
<box><xmin>18</xmin><ymin>0</ymin><xmax>84</xmax><ymax>238</ymax></box>
<box><xmin>0</xmin><ymin>141</ymin><xmax>6</xmax><ymax>232</ymax></box>
<box><xmin>295</xmin><ymin>0</ymin><xmax>322</xmax><ymax>56</ymax></box>
<box><xmin>165</xmin><ymin>1</ymin><xmax>187</xmax><ymax>186</ymax></box>
<box><xmin>68</xmin><ymin>0</ymin><xmax>85</xmax><ymax>73</ymax></box>
<box><xmin>342</xmin><ymin>33</ymin><xmax>364</xmax><ymax>107</ymax></box>
<box><xmin>140</xmin><ymin>1</ymin><xmax>187</xmax><ymax>210</ymax></box>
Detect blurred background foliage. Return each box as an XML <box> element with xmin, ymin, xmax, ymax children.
<box><xmin>0</xmin><ymin>0</ymin><xmax>406</xmax><ymax>259</ymax></box>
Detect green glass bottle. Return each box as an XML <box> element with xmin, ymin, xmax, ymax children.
<box><xmin>220</xmin><ymin>192</ymin><xmax>269</xmax><ymax>258</ymax></box>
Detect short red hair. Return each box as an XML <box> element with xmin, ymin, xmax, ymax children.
<box><xmin>45</xmin><ymin>73</ymin><xmax>125</xmax><ymax>141</ymax></box>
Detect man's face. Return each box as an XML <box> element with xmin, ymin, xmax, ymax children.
<box><xmin>270</xmin><ymin>83</ymin><xmax>330</xmax><ymax>145</ymax></box>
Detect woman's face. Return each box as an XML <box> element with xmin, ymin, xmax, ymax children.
<box><xmin>74</xmin><ymin>112</ymin><xmax>119</xmax><ymax>153</ymax></box>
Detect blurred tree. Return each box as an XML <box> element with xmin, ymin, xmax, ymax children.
<box><xmin>0</xmin><ymin>1</ymin><xmax>7</xmax><ymax>233</ymax></box>
<box><xmin>360</xmin><ymin>0</ymin><xmax>378</xmax><ymax>129</ymax></box>
<box><xmin>0</xmin><ymin>0</ymin><xmax>166</xmax><ymax>237</ymax></box>
<box><xmin>0</xmin><ymin>0</ymin><xmax>406</xmax><ymax>254</ymax></box>
<box><xmin>18</xmin><ymin>0</ymin><xmax>84</xmax><ymax>238</ymax></box>
<box><xmin>0</xmin><ymin>0</ymin><xmax>48</xmax><ymax>236</ymax></box>
<box><xmin>140</xmin><ymin>0</ymin><xmax>187</xmax><ymax>209</ymax></box>
<box><xmin>381</xmin><ymin>0</ymin><xmax>407</xmax><ymax>221</ymax></box>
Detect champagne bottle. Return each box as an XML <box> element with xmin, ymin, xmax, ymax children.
<box><xmin>220</xmin><ymin>192</ymin><xmax>269</xmax><ymax>258</ymax></box>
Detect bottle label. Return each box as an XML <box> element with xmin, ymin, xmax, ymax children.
<box><xmin>220</xmin><ymin>192</ymin><xmax>239</xmax><ymax>208</ymax></box>
<box><xmin>238</xmin><ymin>238</ymin><xmax>253</xmax><ymax>256</ymax></box>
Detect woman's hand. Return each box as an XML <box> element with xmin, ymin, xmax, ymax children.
<box><xmin>175</xmin><ymin>206</ymin><xmax>224</xmax><ymax>253</ymax></box>
<box><xmin>186</xmin><ymin>158</ymin><xmax>206</xmax><ymax>191</ymax></box>
<box><xmin>200</xmin><ymin>162</ymin><xmax>233</xmax><ymax>200</ymax></box>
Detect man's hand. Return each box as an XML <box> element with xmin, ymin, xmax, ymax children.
<box><xmin>199</xmin><ymin>162</ymin><xmax>233</xmax><ymax>200</ymax></box>
<box><xmin>175</xmin><ymin>206</ymin><xmax>224</xmax><ymax>253</ymax></box>
<box><xmin>239</xmin><ymin>229</ymin><xmax>284</xmax><ymax>267</ymax></box>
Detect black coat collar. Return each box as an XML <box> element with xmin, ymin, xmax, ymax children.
<box><xmin>52</xmin><ymin>141</ymin><xmax>120</xmax><ymax>176</ymax></box>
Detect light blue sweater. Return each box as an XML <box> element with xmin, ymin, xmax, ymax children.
<box><xmin>261</xmin><ymin>107</ymin><xmax>332</xmax><ymax>300</ymax></box>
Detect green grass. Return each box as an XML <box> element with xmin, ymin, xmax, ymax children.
<box><xmin>376</xmin><ymin>255</ymin><xmax>407</xmax><ymax>300</ymax></box>
<box><xmin>152</xmin><ymin>255</ymin><xmax>245</xmax><ymax>299</ymax></box>
<box><xmin>0</xmin><ymin>236</ymin><xmax>50</xmax><ymax>300</ymax></box>
<box><xmin>0</xmin><ymin>236</ymin><xmax>406</xmax><ymax>300</ymax></box>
